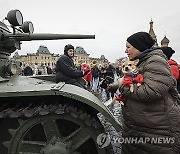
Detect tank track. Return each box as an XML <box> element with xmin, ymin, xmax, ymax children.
<box><xmin>0</xmin><ymin>102</ymin><xmax>105</xmax><ymax>134</ymax></box>
<box><xmin>0</xmin><ymin>100</ymin><xmax>114</xmax><ymax>154</ymax></box>
<box><xmin>0</xmin><ymin>102</ymin><xmax>65</xmax><ymax>119</ymax></box>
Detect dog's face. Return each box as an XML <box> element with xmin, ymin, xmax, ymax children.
<box><xmin>121</xmin><ymin>59</ymin><xmax>139</xmax><ymax>74</ymax></box>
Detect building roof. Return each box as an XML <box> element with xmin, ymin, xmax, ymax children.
<box><xmin>74</xmin><ymin>46</ymin><xmax>87</xmax><ymax>54</ymax></box>
<box><xmin>37</xmin><ymin>45</ymin><xmax>50</xmax><ymax>54</ymax></box>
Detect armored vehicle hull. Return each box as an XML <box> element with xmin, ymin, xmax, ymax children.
<box><xmin>0</xmin><ymin>9</ymin><xmax>122</xmax><ymax>154</ymax></box>
<box><xmin>0</xmin><ymin>75</ymin><xmax>121</xmax><ymax>153</ymax></box>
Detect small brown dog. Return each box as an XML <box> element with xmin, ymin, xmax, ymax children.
<box><xmin>121</xmin><ymin>59</ymin><xmax>143</xmax><ymax>92</ymax></box>
<box><xmin>109</xmin><ymin>59</ymin><xmax>144</xmax><ymax>106</ymax></box>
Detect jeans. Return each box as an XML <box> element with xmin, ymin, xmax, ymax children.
<box><xmin>92</xmin><ymin>77</ymin><xmax>99</xmax><ymax>92</ymax></box>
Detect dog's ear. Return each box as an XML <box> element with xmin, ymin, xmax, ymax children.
<box><xmin>121</xmin><ymin>62</ymin><xmax>124</xmax><ymax>68</ymax></box>
<box><xmin>134</xmin><ymin>59</ymin><xmax>139</xmax><ymax>65</ymax></box>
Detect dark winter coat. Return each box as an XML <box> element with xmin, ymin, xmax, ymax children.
<box><xmin>55</xmin><ymin>55</ymin><xmax>84</xmax><ymax>85</ymax></box>
<box><xmin>23</xmin><ymin>66</ymin><xmax>33</xmax><ymax>76</ymax></box>
<box><xmin>46</xmin><ymin>66</ymin><xmax>52</xmax><ymax>74</ymax></box>
<box><xmin>100</xmin><ymin>65</ymin><xmax>114</xmax><ymax>83</ymax></box>
<box><xmin>119</xmin><ymin>48</ymin><xmax>180</xmax><ymax>154</ymax></box>
<box><xmin>92</xmin><ymin>66</ymin><xmax>100</xmax><ymax>78</ymax></box>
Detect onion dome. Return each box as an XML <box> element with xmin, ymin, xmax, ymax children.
<box><xmin>161</xmin><ymin>36</ymin><xmax>170</xmax><ymax>47</ymax></box>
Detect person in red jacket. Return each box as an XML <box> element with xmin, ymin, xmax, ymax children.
<box><xmin>161</xmin><ymin>47</ymin><xmax>179</xmax><ymax>79</ymax></box>
<box><xmin>81</xmin><ymin>63</ymin><xmax>92</xmax><ymax>90</ymax></box>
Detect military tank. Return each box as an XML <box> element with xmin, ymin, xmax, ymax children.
<box><xmin>0</xmin><ymin>9</ymin><xmax>122</xmax><ymax>154</ymax></box>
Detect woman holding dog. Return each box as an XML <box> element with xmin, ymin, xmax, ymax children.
<box><xmin>116</xmin><ymin>32</ymin><xmax>180</xmax><ymax>154</ymax></box>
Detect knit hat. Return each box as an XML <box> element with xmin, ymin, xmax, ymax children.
<box><xmin>161</xmin><ymin>47</ymin><xmax>175</xmax><ymax>60</ymax></box>
<box><xmin>127</xmin><ymin>32</ymin><xmax>154</xmax><ymax>52</ymax></box>
<box><xmin>64</xmin><ymin>44</ymin><xmax>74</xmax><ymax>56</ymax></box>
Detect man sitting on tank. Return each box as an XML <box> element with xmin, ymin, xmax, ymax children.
<box><xmin>55</xmin><ymin>44</ymin><xmax>89</xmax><ymax>88</ymax></box>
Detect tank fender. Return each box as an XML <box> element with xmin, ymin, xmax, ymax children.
<box><xmin>51</xmin><ymin>83</ymin><xmax>122</xmax><ymax>132</ymax></box>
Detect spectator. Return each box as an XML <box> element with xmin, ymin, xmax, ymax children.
<box><xmin>38</xmin><ymin>69</ymin><xmax>42</xmax><ymax>75</ymax></box>
<box><xmin>55</xmin><ymin>44</ymin><xmax>89</xmax><ymax>88</ymax></box>
<box><xmin>101</xmin><ymin>61</ymin><xmax>115</xmax><ymax>100</ymax></box>
<box><xmin>115</xmin><ymin>64</ymin><xmax>123</xmax><ymax>78</ymax></box>
<box><xmin>81</xmin><ymin>63</ymin><xmax>92</xmax><ymax>90</ymax></box>
<box><xmin>46</xmin><ymin>64</ymin><xmax>53</xmax><ymax>74</ymax></box>
<box><xmin>76</xmin><ymin>60</ymin><xmax>83</xmax><ymax>70</ymax></box>
<box><xmin>23</xmin><ymin>64</ymin><xmax>33</xmax><ymax>76</ymax></box>
<box><xmin>161</xmin><ymin>47</ymin><xmax>179</xmax><ymax>79</ymax></box>
<box><xmin>33</xmin><ymin>64</ymin><xmax>39</xmax><ymax>76</ymax></box>
<box><xmin>162</xmin><ymin>46</ymin><xmax>180</xmax><ymax>93</ymax></box>
<box><xmin>91</xmin><ymin>61</ymin><xmax>100</xmax><ymax>93</ymax></box>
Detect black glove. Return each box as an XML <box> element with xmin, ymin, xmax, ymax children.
<box><xmin>100</xmin><ymin>76</ymin><xmax>114</xmax><ymax>89</ymax></box>
<box><xmin>83</xmin><ymin>69</ymin><xmax>90</xmax><ymax>76</ymax></box>
<box><xmin>100</xmin><ymin>79</ymin><xmax>108</xmax><ymax>89</ymax></box>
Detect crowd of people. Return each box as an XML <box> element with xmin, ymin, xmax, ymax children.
<box><xmin>22</xmin><ymin>63</ymin><xmax>54</xmax><ymax>76</ymax></box>
<box><xmin>54</xmin><ymin>44</ymin><xmax>124</xmax><ymax>98</ymax></box>
<box><xmin>55</xmin><ymin>32</ymin><xmax>180</xmax><ymax>154</ymax></box>
<box><xmin>20</xmin><ymin>31</ymin><xmax>180</xmax><ymax>154</ymax></box>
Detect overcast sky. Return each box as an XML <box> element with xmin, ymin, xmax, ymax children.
<box><xmin>1</xmin><ymin>0</ymin><xmax>180</xmax><ymax>63</ymax></box>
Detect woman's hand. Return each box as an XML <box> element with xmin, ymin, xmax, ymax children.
<box><xmin>117</xmin><ymin>77</ymin><xmax>124</xmax><ymax>86</ymax></box>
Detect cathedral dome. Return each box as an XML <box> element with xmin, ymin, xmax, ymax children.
<box><xmin>161</xmin><ymin>36</ymin><xmax>169</xmax><ymax>47</ymax></box>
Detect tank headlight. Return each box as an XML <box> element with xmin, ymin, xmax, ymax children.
<box><xmin>21</xmin><ymin>21</ymin><xmax>34</xmax><ymax>33</ymax></box>
<box><xmin>6</xmin><ymin>63</ymin><xmax>18</xmax><ymax>75</ymax></box>
<box><xmin>7</xmin><ymin>9</ymin><xmax>23</xmax><ymax>26</ymax></box>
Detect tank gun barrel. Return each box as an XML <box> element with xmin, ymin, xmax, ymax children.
<box><xmin>0</xmin><ymin>9</ymin><xmax>95</xmax><ymax>58</ymax></box>
<box><xmin>3</xmin><ymin>33</ymin><xmax>95</xmax><ymax>41</ymax></box>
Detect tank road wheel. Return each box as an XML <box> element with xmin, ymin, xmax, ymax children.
<box><xmin>3</xmin><ymin>105</ymin><xmax>111</xmax><ymax>154</ymax></box>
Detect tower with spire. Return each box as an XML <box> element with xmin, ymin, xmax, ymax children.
<box><xmin>148</xmin><ymin>18</ymin><xmax>170</xmax><ymax>47</ymax></box>
<box><xmin>149</xmin><ymin>18</ymin><xmax>158</xmax><ymax>47</ymax></box>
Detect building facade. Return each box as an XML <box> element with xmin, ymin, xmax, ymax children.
<box><xmin>13</xmin><ymin>45</ymin><xmax>59</xmax><ymax>68</ymax></box>
<box><xmin>13</xmin><ymin>45</ymin><xmax>107</xmax><ymax>69</ymax></box>
<box><xmin>73</xmin><ymin>46</ymin><xmax>107</xmax><ymax>66</ymax></box>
